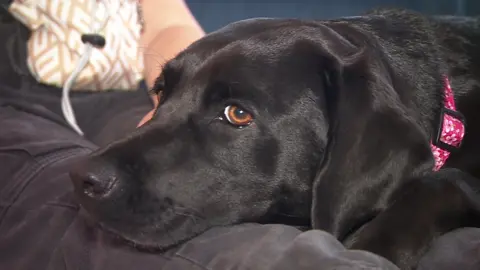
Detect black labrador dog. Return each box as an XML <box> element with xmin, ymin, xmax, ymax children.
<box><xmin>70</xmin><ymin>8</ymin><xmax>480</xmax><ymax>269</ymax></box>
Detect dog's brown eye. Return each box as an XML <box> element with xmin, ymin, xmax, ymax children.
<box><xmin>224</xmin><ymin>105</ymin><xmax>253</xmax><ymax>127</ymax></box>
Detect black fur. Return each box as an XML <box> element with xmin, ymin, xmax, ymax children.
<box><xmin>70</xmin><ymin>8</ymin><xmax>480</xmax><ymax>269</ymax></box>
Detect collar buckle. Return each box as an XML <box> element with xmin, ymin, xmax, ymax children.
<box><xmin>432</xmin><ymin>107</ymin><xmax>466</xmax><ymax>153</ymax></box>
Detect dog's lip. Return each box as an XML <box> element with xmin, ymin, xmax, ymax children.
<box><xmin>343</xmin><ymin>221</ymin><xmax>368</xmax><ymax>245</ymax></box>
<box><xmin>93</xmin><ymin>217</ymin><xmax>211</xmax><ymax>252</ymax></box>
<box><xmin>341</xmin><ymin>213</ymin><xmax>378</xmax><ymax>245</ymax></box>
<box><xmin>96</xmin><ymin>221</ymin><xmax>173</xmax><ymax>251</ymax></box>
<box><xmin>77</xmin><ymin>209</ymin><xmax>172</xmax><ymax>251</ymax></box>
<box><xmin>79</xmin><ymin>204</ymin><xmax>209</xmax><ymax>251</ymax></box>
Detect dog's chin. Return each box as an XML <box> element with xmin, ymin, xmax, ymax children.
<box><xmin>79</xmin><ymin>208</ymin><xmax>213</xmax><ymax>252</ymax></box>
<box><xmin>97</xmin><ymin>222</ymin><xmax>201</xmax><ymax>252</ymax></box>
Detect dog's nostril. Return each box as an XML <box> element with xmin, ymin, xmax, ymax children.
<box><xmin>82</xmin><ymin>173</ymin><xmax>109</xmax><ymax>196</ymax></box>
<box><xmin>71</xmin><ymin>169</ymin><xmax>117</xmax><ymax>199</ymax></box>
<box><xmin>70</xmin><ymin>158</ymin><xmax>122</xmax><ymax>201</ymax></box>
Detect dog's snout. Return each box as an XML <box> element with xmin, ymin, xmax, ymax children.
<box><xmin>70</xmin><ymin>159</ymin><xmax>120</xmax><ymax>200</ymax></box>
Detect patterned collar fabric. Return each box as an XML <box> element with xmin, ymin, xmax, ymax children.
<box><xmin>430</xmin><ymin>77</ymin><xmax>466</xmax><ymax>171</ymax></box>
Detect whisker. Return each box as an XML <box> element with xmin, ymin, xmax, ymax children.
<box><xmin>172</xmin><ymin>210</ymin><xmax>199</xmax><ymax>226</ymax></box>
<box><xmin>173</xmin><ymin>207</ymin><xmax>203</xmax><ymax>221</ymax></box>
<box><xmin>172</xmin><ymin>205</ymin><xmax>204</xmax><ymax>217</ymax></box>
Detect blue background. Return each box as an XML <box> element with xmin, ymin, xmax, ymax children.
<box><xmin>186</xmin><ymin>0</ymin><xmax>478</xmax><ymax>32</ymax></box>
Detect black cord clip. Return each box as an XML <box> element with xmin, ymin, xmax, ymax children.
<box><xmin>81</xmin><ymin>34</ymin><xmax>106</xmax><ymax>49</ymax></box>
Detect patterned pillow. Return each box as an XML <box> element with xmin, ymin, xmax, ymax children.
<box><xmin>8</xmin><ymin>0</ymin><xmax>144</xmax><ymax>91</ymax></box>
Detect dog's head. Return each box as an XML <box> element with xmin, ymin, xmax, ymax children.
<box><xmin>71</xmin><ymin>18</ymin><xmax>434</xmax><ymax>250</ymax></box>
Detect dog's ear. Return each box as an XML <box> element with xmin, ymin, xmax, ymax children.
<box><xmin>304</xmin><ymin>24</ymin><xmax>435</xmax><ymax>240</ymax></box>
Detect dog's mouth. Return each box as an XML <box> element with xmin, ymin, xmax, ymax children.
<box><xmin>78</xmin><ymin>204</ymin><xmax>212</xmax><ymax>251</ymax></box>
<box><xmin>341</xmin><ymin>212</ymin><xmax>379</xmax><ymax>246</ymax></box>
<box><xmin>95</xmin><ymin>221</ymin><xmax>193</xmax><ymax>252</ymax></box>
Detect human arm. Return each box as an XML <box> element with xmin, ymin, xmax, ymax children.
<box><xmin>140</xmin><ymin>0</ymin><xmax>204</xmax><ymax>89</ymax></box>
<box><xmin>137</xmin><ymin>0</ymin><xmax>204</xmax><ymax>126</ymax></box>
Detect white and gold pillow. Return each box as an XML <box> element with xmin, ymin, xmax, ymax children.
<box><xmin>8</xmin><ymin>0</ymin><xmax>144</xmax><ymax>91</ymax></box>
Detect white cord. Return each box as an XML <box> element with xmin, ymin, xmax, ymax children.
<box><xmin>61</xmin><ymin>44</ymin><xmax>93</xmax><ymax>135</ymax></box>
<box><xmin>61</xmin><ymin>0</ymin><xmax>107</xmax><ymax>135</ymax></box>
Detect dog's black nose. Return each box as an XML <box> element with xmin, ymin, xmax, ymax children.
<box><xmin>70</xmin><ymin>160</ymin><xmax>119</xmax><ymax>199</ymax></box>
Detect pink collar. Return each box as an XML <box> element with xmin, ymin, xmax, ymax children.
<box><xmin>430</xmin><ymin>77</ymin><xmax>466</xmax><ymax>171</ymax></box>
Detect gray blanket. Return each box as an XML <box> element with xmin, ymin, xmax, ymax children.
<box><xmin>167</xmin><ymin>224</ymin><xmax>480</xmax><ymax>270</ymax></box>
